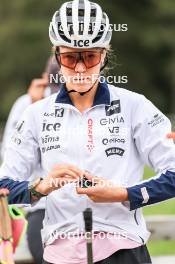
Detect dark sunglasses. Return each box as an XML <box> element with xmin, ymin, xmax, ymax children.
<box><xmin>55</xmin><ymin>48</ymin><xmax>104</xmax><ymax>70</ymax></box>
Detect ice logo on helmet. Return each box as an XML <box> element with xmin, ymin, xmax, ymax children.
<box><xmin>73</xmin><ymin>39</ymin><xmax>90</xmax><ymax>47</ymax></box>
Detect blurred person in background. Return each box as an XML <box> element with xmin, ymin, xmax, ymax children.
<box><xmin>1</xmin><ymin>0</ymin><xmax>175</xmax><ymax>264</ymax></box>
<box><xmin>1</xmin><ymin>55</ymin><xmax>59</xmax><ymax>158</ymax></box>
<box><xmin>1</xmin><ymin>55</ymin><xmax>60</xmax><ymax>264</ymax></box>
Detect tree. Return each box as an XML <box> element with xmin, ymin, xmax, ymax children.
<box><xmin>0</xmin><ymin>0</ymin><xmax>174</xmax><ymax>122</ymax></box>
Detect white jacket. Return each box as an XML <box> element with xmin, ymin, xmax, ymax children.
<box><xmin>1</xmin><ymin>94</ymin><xmax>46</xmax><ymax>212</ymax></box>
<box><xmin>1</xmin><ymin>83</ymin><xmax>175</xmax><ymax>246</ymax></box>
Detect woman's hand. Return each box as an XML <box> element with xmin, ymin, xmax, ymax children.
<box><xmin>35</xmin><ymin>164</ymin><xmax>83</xmax><ymax>195</ymax></box>
<box><xmin>76</xmin><ymin>173</ymin><xmax>128</xmax><ymax>203</ymax></box>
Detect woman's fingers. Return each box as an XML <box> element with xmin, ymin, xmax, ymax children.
<box><xmin>84</xmin><ymin>172</ymin><xmax>101</xmax><ymax>183</ymax></box>
<box><xmin>67</xmin><ymin>165</ymin><xmax>84</xmax><ymax>177</ymax></box>
<box><xmin>53</xmin><ymin>177</ymin><xmax>78</xmax><ymax>189</ymax></box>
<box><xmin>52</xmin><ymin>164</ymin><xmax>84</xmax><ymax>177</ymax></box>
<box><xmin>51</xmin><ymin>168</ymin><xmax>80</xmax><ymax>179</ymax></box>
<box><xmin>167</xmin><ymin>132</ymin><xmax>175</xmax><ymax>139</ymax></box>
<box><xmin>76</xmin><ymin>185</ymin><xmax>96</xmax><ymax>195</ymax></box>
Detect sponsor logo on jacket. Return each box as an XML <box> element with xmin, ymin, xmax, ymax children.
<box><xmin>41</xmin><ymin>135</ymin><xmax>59</xmax><ymax>144</ymax></box>
<box><xmin>55</xmin><ymin>107</ymin><xmax>64</xmax><ymax>117</ymax></box>
<box><xmin>11</xmin><ymin>135</ymin><xmax>22</xmax><ymax>145</ymax></box>
<box><xmin>42</xmin><ymin>145</ymin><xmax>60</xmax><ymax>153</ymax></box>
<box><xmin>105</xmin><ymin>100</ymin><xmax>121</xmax><ymax>116</ymax></box>
<box><xmin>15</xmin><ymin>120</ymin><xmax>25</xmax><ymax>134</ymax></box>
<box><xmin>105</xmin><ymin>147</ymin><xmax>125</xmax><ymax>157</ymax></box>
<box><xmin>87</xmin><ymin>118</ymin><xmax>94</xmax><ymax>152</ymax></box>
<box><xmin>42</xmin><ymin>121</ymin><xmax>61</xmax><ymax>132</ymax></box>
<box><xmin>44</xmin><ymin>107</ymin><xmax>64</xmax><ymax>118</ymax></box>
<box><xmin>148</xmin><ymin>114</ymin><xmax>164</xmax><ymax>127</ymax></box>
<box><xmin>100</xmin><ymin>116</ymin><xmax>124</xmax><ymax>125</ymax></box>
<box><xmin>102</xmin><ymin>138</ymin><xmax>125</xmax><ymax>145</ymax></box>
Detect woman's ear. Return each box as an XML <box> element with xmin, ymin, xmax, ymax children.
<box><xmin>100</xmin><ymin>50</ymin><xmax>108</xmax><ymax>72</ymax></box>
<box><xmin>100</xmin><ymin>49</ymin><xmax>107</xmax><ymax>67</ymax></box>
<box><xmin>101</xmin><ymin>49</ymin><xmax>107</xmax><ymax>65</ymax></box>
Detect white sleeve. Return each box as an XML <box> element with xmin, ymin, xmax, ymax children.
<box><xmin>127</xmin><ymin>95</ymin><xmax>175</xmax><ymax>210</ymax></box>
<box><xmin>132</xmin><ymin>95</ymin><xmax>175</xmax><ymax>173</ymax></box>
<box><xmin>0</xmin><ymin>104</ymin><xmax>40</xmax><ymax>181</ymax></box>
<box><xmin>1</xmin><ymin>94</ymin><xmax>32</xmax><ymax>159</ymax></box>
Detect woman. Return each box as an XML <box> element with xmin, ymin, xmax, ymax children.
<box><xmin>1</xmin><ymin>0</ymin><xmax>175</xmax><ymax>263</ymax></box>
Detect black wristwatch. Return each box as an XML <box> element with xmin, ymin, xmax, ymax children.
<box><xmin>28</xmin><ymin>178</ymin><xmax>47</xmax><ymax>199</ymax></box>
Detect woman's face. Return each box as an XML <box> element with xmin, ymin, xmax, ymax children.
<box><xmin>58</xmin><ymin>46</ymin><xmax>106</xmax><ymax>93</ymax></box>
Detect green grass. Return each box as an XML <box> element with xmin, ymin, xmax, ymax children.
<box><xmin>143</xmin><ymin>166</ymin><xmax>175</xmax><ymax>215</ymax></box>
<box><xmin>143</xmin><ymin>166</ymin><xmax>155</xmax><ymax>180</ymax></box>
<box><xmin>142</xmin><ymin>167</ymin><xmax>175</xmax><ymax>255</ymax></box>
<box><xmin>148</xmin><ymin>240</ymin><xmax>175</xmax><ymax>256</ymax></box>
<box><xmin>143</xmin><ymin>198</ymin><xmax>175</xmax><ymax>215</ymax></box>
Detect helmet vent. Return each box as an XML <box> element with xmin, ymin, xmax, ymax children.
<box><xmin>66</xmin><ymin>7</ymin><xmax>72</xmax><ymax>16</ymax></box>
<box><xmin>78</xmin><ymin>9</ymin><xmax>85</xmax><ymax>17</ymax></box>
<box><xmin>90</xmin><ymin>8</ymin><xmax>96</xmax><ymax>17</ymax></box>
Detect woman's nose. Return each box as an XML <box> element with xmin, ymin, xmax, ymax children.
<box><xmin>74</xmin><ymin>61</ymin><xmax>87</xmax><ymax>73</ymax></box>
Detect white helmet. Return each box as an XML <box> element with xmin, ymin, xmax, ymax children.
<box><xmin>49</xmin><ymin>0</ymin><xmax>112</xmax><ymax>48</ymax></box>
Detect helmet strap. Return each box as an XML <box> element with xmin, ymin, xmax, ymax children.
<box><xmin>68</xmin><ymin>78</ymin><xmax>99</xmax><ymax>96</ymax></box>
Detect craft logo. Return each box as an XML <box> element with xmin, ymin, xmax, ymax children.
<box><xmin>87</xmin><ymin>118</ymin><xmax>94</xmax><ymax>152</ymax></box>
<box><xmin>105</xmin><ymin>100</ymin><xmax>121</xmax><ymax>116</ymax></box>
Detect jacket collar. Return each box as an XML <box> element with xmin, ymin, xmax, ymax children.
<box><xmin>55</xmin><ymin>82</ymin><xmax>110</xmax><ymax>106</ymax></box>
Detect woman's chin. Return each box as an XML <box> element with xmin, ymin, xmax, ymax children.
<box><xmin>70</xmin><ymin>83</ymin><xmax>93</xmax><ymax>92</ymax></box>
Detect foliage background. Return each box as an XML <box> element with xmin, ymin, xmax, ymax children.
<box><xmin>0</xmin><ymin>0</ymin><xmax>175</xmax><ymax>122</ymax></box>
